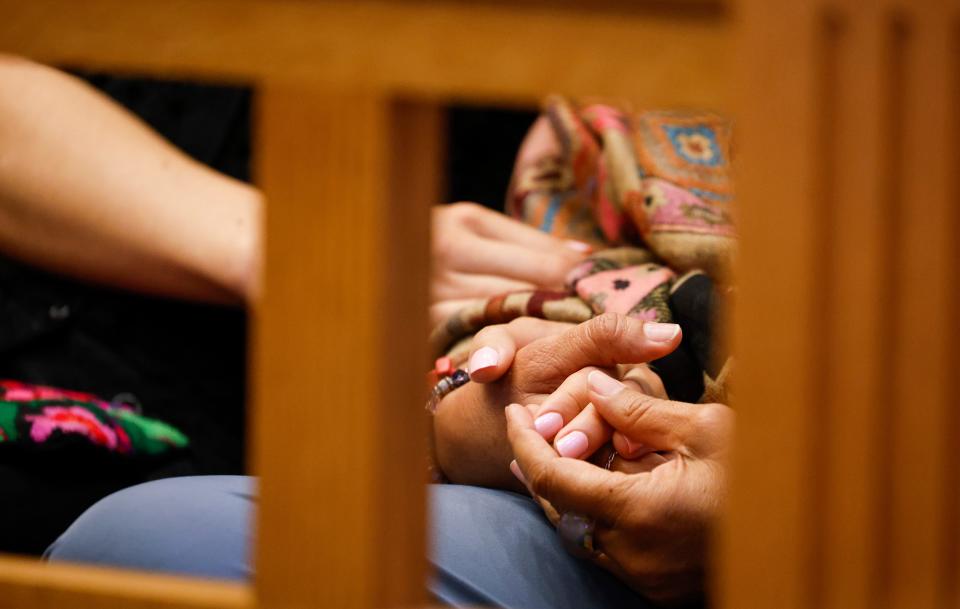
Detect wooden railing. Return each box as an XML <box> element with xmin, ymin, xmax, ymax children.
<box><xmin>0</xmin><ymin>1</ymin><xmax>956</xmax><ymax>608</ymax></box>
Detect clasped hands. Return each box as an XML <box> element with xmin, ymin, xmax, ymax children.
<box><xmin>435</xmin><ymin>313</ymin><xmax>733</xmax><ymax>606</ymax></box>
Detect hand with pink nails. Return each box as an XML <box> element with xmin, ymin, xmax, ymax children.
<box><xmin>504</xmin><ymin>378</ymin><xmax>734</xmax><ymax>606</ymax></box>
<box><xmin>431</xmin><ymin>313</ymin><xmax>682</xmax><ymax>491</ymax></box>
<box><xmin>430</xmin><ymin>202</ymin><xmax>592</xmax><ymax>327</ymax></box>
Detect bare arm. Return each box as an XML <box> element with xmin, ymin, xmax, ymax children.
<box><xmin>0</xmin><ymin>55</ymin><xmax>261</xmax><ymax>304</ymax></box>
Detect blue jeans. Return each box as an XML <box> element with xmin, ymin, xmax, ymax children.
<box><xmin>45</xmin><ymin>476</ymin><xmax>647</xmax><ymax>609</ymax></box>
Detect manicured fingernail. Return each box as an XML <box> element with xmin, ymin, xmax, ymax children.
<box><xmin>588</xmin><ymin>370</ymin><xmax>624</xmax><ymax>397</ymax></box>
<box><xmin>510</xmin><ymin>459</ymin><xmax>528</xmax><ymax>486</ymax></box>
<box><xmin>643</xmin><ymin>322</ymin><xmax>680</xmax><ymax>342</ymax></box>
<box><xmin>622</xmin><ymin>436</ymin><xmax>645</xmax><ymax>457</ymax></box>
<box><xmin>564</xmin><ymin>240</ymin><xmax>593</xmax><ymax>253</ymax></box>
<box><xmin>534</xmin><ymin>412</ymin><xmax>564</xmax><ymax>438</ymax></box>
<box><xmin>468</xmin><ymin>346</ymin><xmax>498</xmax><ymax>375</ymax></box>
<box><xmin>556</xmin><ymin>431</ymin><xmax>589</xmax><ymax>458</ymax></box>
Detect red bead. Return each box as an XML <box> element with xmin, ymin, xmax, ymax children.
<box><xmin>434</xmin><ymin>356</ymin><xmax>454</xmax><ymax>377</ymax></box>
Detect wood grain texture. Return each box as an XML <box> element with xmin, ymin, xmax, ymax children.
<box><xmin>0</xmin><ymin>557</ymin><xmax>251</xmax><ymax>609</ymax></box>
<box><xmin>251</xmin><ymin>87</ymin><xmax>435</xmax><ymax>609</ymax></box>
<box><xmin>816</xmin><ymin>5</ymin><xmax>890</xmax><ymax>609</ymax></box>
<box><xmin>0</xmin><ymin>0</ymin><xmax>731</xmax><ymax>109</ymax></box>
<box><xmin>884</xmin><ymin>4</ymin><xmax>954</xmax><ymax>609</ymax></box>
<box><xmin>719</xmin><ymin>2</ymin><xmax>821</xmax><ymax>608</ymax></box>
<box><xmin>723</xmin><ymin>1</ymin><xmax>959</xmax><ymax>609</ymax></box>
<box><xmin>946</xmin><ymin>16</ymin><xmax>960</xmax><ymax>609</ymax></box>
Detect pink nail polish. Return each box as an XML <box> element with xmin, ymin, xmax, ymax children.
<box><xmin>556</xmin><ymin>431</ymin><xmax>589</xmax><ymax>458</ymax></box>
<box><xmin>643</xmin><ymin>322</ymin><xmax>680</xmax><ymax>342</ymax></box>
<box><xmin>534</xmin><ymin>412</ymin><xmax>564</xmax><ymax>438</ymax></box>
<box><xmin>468</xmin><ymin>346</ymin><xmax>498</xmax><ymax>375</ymax></box>
<box><xmin>588</xmin><ymin>370</ymin><xmax>624</xmax><ymax>397</ymax></box>
<box><xmin>510</xmin><ymin>460</ymin><xmax>528</xmax><ymax>486</ymax></box>
<box><xmin>622</xmin><ymin>437</ymin><xmax>646</xmax><ymax>457</ymax></box>
<box><xmin>564</xmin><ymin>240</ymin><xmax>593</xmax><ymax>253</ymax></box>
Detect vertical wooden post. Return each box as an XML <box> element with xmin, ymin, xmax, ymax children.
<box><xmin>720</xmin><ymin>2</ymin><xmax>823</xmax><ymax>608</ymax></box>
<box><xmin>722</xmin><ymin>2</ymin><xmax>958</xmax><ymax>609</ymax></box>
<box><xmin>817</xmin><ymin>5</ymin><xmax>889</xmax><ymax>609</ymax></box>
<box><xmin>885</xmin><ymin>5</ymin><xmax>954</xmax><ymax>609</ymax></box>
<box><xmin>252</xmin><ymin>86</ymin><xmax>438</xmax><ymax>609</ymax></box>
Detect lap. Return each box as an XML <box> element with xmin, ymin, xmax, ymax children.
<box><xmin>46</xmin><ymin>478</ymin><xmax>646</xmax><ymax>609</ymax></box>
<box><xmin>45</xmin><ymin>475</ymin><xmax>254</xmax><ymax>580</ymax></box>
<box><xmin>429</xmin><ymin>484</ymin><xmax>647</xmax><ymax>609</ymax></box>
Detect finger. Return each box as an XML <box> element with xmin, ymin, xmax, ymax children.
<box><xmin>611</xmin><ymin>431</ymin><xmax>651</xmax><ymax>460</ymax></box>
<box><xmin>429</xmin><ymin>299</ymin><xmax>477</xmax><ymax>328</ymax></box>
<box><xmin>510</xmin><ymin>405</ymin><xmax>541</xmax><ymax>495</ymax></box>
<box><xmin>465</xmin><ymin>203</ymin><xmax>593</xmax><ymax>255</ymax></box>
<box><xmin>588</xmin><ymin>370</ymin><xmax>702</xmax><ymax>452</ymax></box>
<box><xmin>520</xmin><ymin>314</ymin><xmax>682</xmax><ymax>381</ymax></box>
<box><xmin>511</xmin><ymin>115</ymin><xmax>561</xmax><ymax>179</ymax></box>
<box><xmin>553</xmin><ymin>403</ymin><xmax>613</xmax><ymax>461</ymax></box>
<box><xmin>456</xmin><ymin>237</ymin><xmax>582</xmax><ymax>287</ymax></box>
<box><xmin>468</xmin><ymin>318</ymin><xmax>573</xmax><ymax>383</ymax></box>
<box><xmin>589</xmin><ymin>544</ymin><xmax>633</xmax><ymax>589</ymax></box>
<box><xmin>532</xmin><ymin>367</ymin><xmax>598</xmax><ymax>440</ymax></box>
<box><xmin>618</xmin><ymin>364</ymin><xmax>669</xmax><ymax>400</ymax></box>
<box><xmin>533</xmin><ymin>365</ymin><xmax>659</xmax><ymax>446</ymax></box>
<box><xmin>431</xmin><ymin>271</ymin><xmax>535</xmax><ymax>302</ymax></box>
<box><xmin>505</xmin><ymin>403</ymin><xmax>632</xmax><ymax>524</ymax></box>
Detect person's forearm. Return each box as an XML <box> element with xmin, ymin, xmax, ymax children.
<box><xmin>0</xmin><ymin>55</ymin><xmax>261</xmax><ymax>304</ymax></box>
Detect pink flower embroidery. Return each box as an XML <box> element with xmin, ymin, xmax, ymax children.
<box><xmin>25</xmin><ymin>406</ymin><xmax>119</xmax><ymax>450</ymax></box>
<box><xmin>575</xmin><ymin>264</ymin><xmax>675</xmax><ymax>316</ymax></box>
<box><xmin>1</xmin><ymin>380</ymin><xmax>105</xmax><ymax>406</ymax></box>
<box><xmin>640</xmin><ymin>178</ymin><xmax>735</xmax><ymax>237</ymax></box>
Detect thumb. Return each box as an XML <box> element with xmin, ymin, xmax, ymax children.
<box><xmin>519</xmin><ymin>314</ymin><xmax>682</xmax><ymax>382</ymax></box>
<box><xmin>587</xmin><ymin>370</ymin><xmax>701</xmax><ymax>453</ymax></box>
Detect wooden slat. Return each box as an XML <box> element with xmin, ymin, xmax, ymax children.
<box><xmin>373</xmin><ymin>98</ymin><xmax>443</xmax><ymax>607</ymax></box>
<box><xmin>885</xmin><ymin>5</ymin><xmax>953</xmax><ymax>609</ymax></box>
<box><xmin>724</xmin><ymin>2</ymin><xmax>960</xmax><ymax>609</ymax></box>
<box><xmin>0</xmin><ymin>557</ymin><xmax>251</xmax><ymax>609</ymax></box>
<box><xmin>0</xmin><ymin>0</ymin><xmax>731</xmax><ymax>108</ymax></box>
<box><xmin>719</xmin><ymin>2</ymin><xmax>821</xmax><ymax>608</ymax></box>
<box><xmin>252</xmin><ymin>88</ymin><xmax>434</xmax><ymax>609</ymax></box>
<box><xmin>946</xmin><ymin>12</ymin><xmax>960</xmax><ymax>609</ymax></box>
<box><xmin>817</xmin><ymin>5</ymin><xmax>889</xmax><ymax>609</ymax></box>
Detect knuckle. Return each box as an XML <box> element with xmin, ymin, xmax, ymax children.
<box><xmin>695</xmin><ymin>403</ymin><xmax>727</xmax><ymax>429</ymax></box>
<box><xmin>691</xmin><ymin>403</ymin><xmax>733</xmax><ymax>452</ymax></box>
<box><xmin>526</xmin><ymin>461</ymin><xmax>559</xmax><ymax>498</ymax></box>
<box><xmin>619</xmin><ymin>391</ymin><xmax>657</xmax><ymax>425</ymax></box>
<box><xmin>432</xmin><ymin>232</ymin><xmax>457</xmax><ymax>259</ymax></box>
<box><xmin>448</xmin><ymin>201</ymin><xmax>484</xmax><ymax>225</ymax></box>
<box><xmin>619</xmin><ymin>394</ymin><xmax>685</xmax><ymax>448</ymax></box>
<box><xmin>586</xmin><ymin>313</ymin><xmax>628</xmax><ymax>348</ymax></box>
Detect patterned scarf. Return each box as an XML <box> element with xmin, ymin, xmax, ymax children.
<box><xmin>433</xmin><ymin>97</ymin><xmax>735</xmax><ymax>403</ymax></box>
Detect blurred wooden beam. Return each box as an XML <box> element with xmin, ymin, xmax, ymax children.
<box><xmin>720</xmin><ymin>1</ymin><xmax>822</xmax><ymax>608</ymax></box>
<box><xmin>723</xmin><ymin>2</ymin><xmax>959</xmax><ymax>609</ymax></box>
<box><xmin>252</xmin><ymin>88</ymin><xmax>436</xmax><ymax>609</ymax></box>
<box><xmin>0</xmin><ymin>0</ymin><xmax>731</xmax><ymax>109</ymax></box>
<box><xmin>0</xmin><ymin>557</ymin><xmax>252</xmax><ymax>609</ymax></box>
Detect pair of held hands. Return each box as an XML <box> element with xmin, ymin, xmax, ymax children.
<box><xmin>431</xmin><ymin>204</ymin><xmax>733</xmax><ymax>605</ymax></box>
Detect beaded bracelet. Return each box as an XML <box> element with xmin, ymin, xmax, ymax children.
<box><xmin>425</xmin><ymin>357</ymin><xmax>470</xmax><ymax>414</ymax></box>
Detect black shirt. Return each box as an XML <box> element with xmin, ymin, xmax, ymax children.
<box><xmin>0</xmin><ymin>74</ymin><xmax>252</xmax><ymax>554</ymax></box>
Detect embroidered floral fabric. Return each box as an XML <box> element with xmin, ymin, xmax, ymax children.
<box><xmin>433</xmin><ymin>97</ymin><xmax>735</xmax><ymax>403</ymax></box>
<box><xmin>0</xmin><ymin>380</ymin><xmax>188</xmax><ymax>456</ymax></box>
